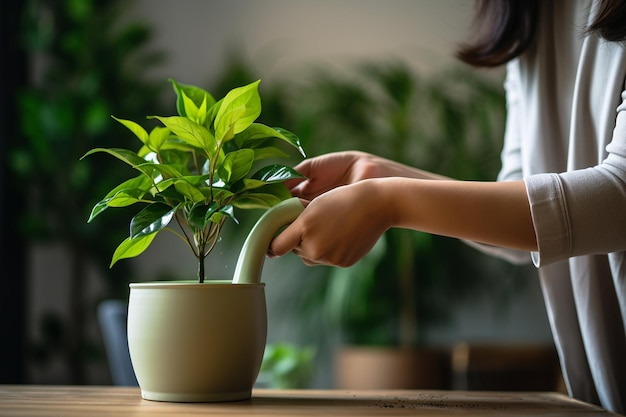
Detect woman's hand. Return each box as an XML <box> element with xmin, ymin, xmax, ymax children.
<box><xmin>269</xmin><ymin>151</ymin><xmax>454</xmax><ymax>267</ymax></box>
<box><xmin>269</xmin><ymin>179</ymin><xmax>394</xmax><ymax>267</ymax></box>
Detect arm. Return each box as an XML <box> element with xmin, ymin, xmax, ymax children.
<box><xmin>269</xmin><ymin>175</ymin><xmax>536</xmax><ymax>267</ymax></box>
<box><xmin>390</xmin><ymin>178</ymin><xmax>536</xmax><ymax>251</ymax></box>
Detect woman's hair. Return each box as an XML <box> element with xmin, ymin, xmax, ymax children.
<box><xmin>457</xmin><ymin>0</ymin><xmax>626</xmax><ymax>67</ymax></box>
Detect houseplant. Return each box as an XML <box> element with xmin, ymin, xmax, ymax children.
<box><xmin>83</xmin><ymin>79</ymin><xmax>305</xmax><ymax>401</ymax></box>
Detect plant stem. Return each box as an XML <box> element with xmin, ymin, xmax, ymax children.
<box><xmin>203</xmin><ymin>224</ymin><xmax>222</xmax><ymax>256</ymax></box>
<box><xmin>198</xmin><ymin>252</ymin><xmax>206</xmax><ymax>283</ymax></box>
<box><xmin>175</xmin><ymin>213</ymin><xmax>194</xmax><ymax>251</ymax></box>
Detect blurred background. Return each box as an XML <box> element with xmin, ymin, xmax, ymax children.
<box><xmin>1</xmin><ymin>0</ymin><xmax>559</xmax><ymax>391</ymax></box>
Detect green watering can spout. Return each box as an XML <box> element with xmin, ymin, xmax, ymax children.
<box><xmin>232</xmin><ymin>197</ymin><xmax>304</xmax><ymax>284</ymax></box>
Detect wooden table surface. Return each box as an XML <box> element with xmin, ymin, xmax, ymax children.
<box><xmin>0</xmin><ymin>385</ymin><xmax>619</xmax><ymax>416</ymax></box>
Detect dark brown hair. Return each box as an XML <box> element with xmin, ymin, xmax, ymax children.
<box><xmin>457</xmin><ymin>0</ymin><xmax>626</xmax><ymax>67</ymax></box>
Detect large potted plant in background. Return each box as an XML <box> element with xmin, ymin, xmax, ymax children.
<box><xmin>83</xmin><ymin>79</ymin><xmax>305</xmax><ymax>401</ymax></box>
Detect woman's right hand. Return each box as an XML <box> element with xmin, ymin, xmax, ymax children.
<box><xmin>269</xmin><ymin>178</ymin><xmax>394</xmax><ymax>267</ymax></box>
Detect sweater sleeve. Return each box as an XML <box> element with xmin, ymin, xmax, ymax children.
<box><xmin>525</xmin><ymin>90</ymin><xmax>626</xmax><ymax>267</ymax></box>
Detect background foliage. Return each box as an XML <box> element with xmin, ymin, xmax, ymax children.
<box><xmin>14</xmin><ymin>0</ymin><xmax>165</xmax><ymax>383</ymax></box>
<box><xmin>216</xmin><ymin>58</ymin><xmax>529</xmax><ymax>348</ymax></box>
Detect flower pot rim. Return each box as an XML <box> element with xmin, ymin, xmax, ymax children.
<box><xmin>129</xmin><ymin>280</ymin><xmax>265</xmax><ymax>289</ymax></box>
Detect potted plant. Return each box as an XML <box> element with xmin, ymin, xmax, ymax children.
<box><xmin>83</xmin><ymin>79</ymin><xmax>305</xmax><ymax>402</ymax></box>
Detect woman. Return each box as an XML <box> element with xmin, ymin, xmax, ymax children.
<box><xmin>269</xmin><ymin>0</ymin><xmax>626</xmax><ymax>413</ymax></box>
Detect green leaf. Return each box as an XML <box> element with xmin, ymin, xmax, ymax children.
<box><xmin>138</xmin><ymin>162</ymin><xmax>185</xmax><ymax>179</ymax></box>
<box><xmin>130</xmin><ymin>203</ymin><xmax>176</xmax><ymax>239</ymax></box>
<box><xmin>81</xmin><ymin>148</ymin><xmax>151</xmax><ymax>175</ymax></box>
<box><xmin>111</xmin><ymin>233</ymin><xmax>157</xmax><ymax>267</ymax></box>
<box><xmin>217</xmin><ymin>148</ymin><xmax>254</xmax><ymax>183</ymax></box>
<box><xmin>146</xmin><ymin>126</ymin><xmax>170</xmax><ymax>152</ymax></box>
<box><xmin>214</xmin><ymin>80</ymin><xmax>261</xmax><ymax>143</ymax></box>
<box><xmin>231</xmin><ymin>193</ymin><xmax>283</xmax><ymax>209</ymax></box>
<box><xmin>152</xmin><ymin>116</ymin><xmax>216</xmax><ymax>153</ymax></box>
<box><xmin>252</xmin><ymin>164</ymin><xmax>305</xmax><ymax>183</ymax></box>
<box><xmin>215</xmin><ymin>204</ymin><xmax>237</xmax><ymax>224</ymax></box>
<box><xmin>211</xmin><ymin>188</ymin><xmax>236</xmax><ymax>203</ymax></box>
<box><xmin>112</xmin><ymin>116</ymin><xmax>149</xmax><ymax>144</ymax></box>
<box><xmin>237</xmin><ymin>125</ymin><xmax>305</xmax><ymax>157</ymax></box>
<box><xmin>89</xmin><ymin>190</ymin><xmax>145</xmax><ymax>222</ymax></box>
<box><xmin>273</xmin><ymin>127</ymin><xmax>306</xmax><ymax>157</ymax></box>
<box><xmin>188</xmin><ymin>202</ymin><xmax>218</xmax><ymax>229</ymax></box>
<box><xmin>174</xmin><ymin>180</ymin><xmax>206</xmax><ymax>203</ymax></box>
<box><xmin>88</xmin><ymin>175</ymin><xmax>153</xmax><ymax>221</ymax></box>
<box><xmin>169</xmin><ymin>78</ymin><xmax>216</xmax><ymax>118</ymax></box>
<box><xmin>151</xmin><ymin>177</ymin><xmax>177</xmax><ymax>193</ymax></box>
<box><xmin>104</xmin><ymin>175</ymin><xmax>153</xmax><ymax>197</ymax></box>
<box><xmin>137</xmin><ymin>145</ymin><xmax>152</xmax><ymax>158</ymax></box>
<box><xmin>208</xmin><ymin>204</ymin><xmax>238</xmax><ymax>225</ymax></box>
<box><xmin>255</xmin><ymin>182</ymin><xmax>293</xmax><ymax>200</ymax></box>
<box><xmin>153</xmin><ymin>183</ymin><xmax>185</xmax><ymax>203</ymax></box>
<box><xmin>205</xmin><ymin>98</ymin><xmax>223</xmax><ymax>128</ymax></box>
<box><xmin>181</xmin><ymin>91</ymin><xmax>210</xmax><ymax>126</ymax></box>
<box><xmin>253</xmin><ymin>146</ymin><xmax>290</xmax><ymax>161</ymax></box>
<box><xmin>159</xmin><ymin>149</ymin><xmax>191</xmax><ymax>167</ymax></box>
<box><xmin>235</xmin><ymin>123</ymin><xmax>282</xmax><ymax>144</ymax></box>
<box><xmin>159</xmin><ymin>139</ymin><xmax>200</xmax><ymax>154</ymax></box>
<box><xmin>103</xmin><ymin>189</ymin><xmax>146</xmax><ymax>208</ymax></box>
<box><xmin>238</xmin><ymin>178</ymin><xmax>268</xmax><ymax>192</ymax></box>
<box><xmin>181</xmin><ymin>91</ymin><xmax>200</xmax><ymax>119</ymax></box>
<box><xmin>182</xmin><ymin>174</ymin><xmax>211</xmax><ymax>186</ymax></box>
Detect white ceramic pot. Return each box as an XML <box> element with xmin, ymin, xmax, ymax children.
<box><xmin>127</xmin><ymin>198</ymin><xmax>304</xmax><ymax>402</ymax></box>
<box><xmin>128</xmin><ymin>281</ymin><xmax>266</xmax><ymax>402</ymax></box>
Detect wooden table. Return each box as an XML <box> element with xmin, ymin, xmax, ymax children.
<box><xmin>0</xmin><ymin>385</ymin><xmax>619</xmax><ymax>416</ymax></box>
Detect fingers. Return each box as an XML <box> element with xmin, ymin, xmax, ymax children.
<box><xmin>289</xmin><ymin>180</ymin><xmax>319</xmax><ymax>200</ymax></box>
<box><xmin>284</xmin><ymin>176</ymin><xmax>306</xmax><ymax>191</ymax></box>
<box><xmin>288</xmin><ymin>169</ymin><xmax>337</xmax><ymax>200</ymax></box>
<box><xmin>268</xmin><ymin>221</ymin><xmax>302</xmax><ymax>258</ymax></box>
<box><xmin>268</xmin><ymin>226</ymin><xmax>325</xmax><ymax>266</ymax></box>
<box><xmin>284</xmin><ymin>160</ymin><xmax>322</xmax><ymax>199</ymax></box>
<box><xmin>286</xmin><ymin>162</ymin><xmax>322</xmax><ymax>199</ymax></box>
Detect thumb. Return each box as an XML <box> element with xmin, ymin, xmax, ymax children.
<box><xmin>268</xmin><ymin>222</ymin><xmax>302</xmax><ymax>258</ymax></box>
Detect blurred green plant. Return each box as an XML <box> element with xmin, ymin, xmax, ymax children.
<box><xmin>258</xmin><ymin>343</ymin><xmax>315</xmax><ymax>389</ymax></box>
<box><xmin>287</xmin><ymin>63</ymin><xmax>524</xmax><ymax>346</ymax></box>
<box><xmin>13</xmin><ymin>0</ymin><xmax>166</xmax><ymax>383</ymax></box>
<box><xmin>293</xmin><ymin>63</ymin><xmax>512</xmax><ymax>346</ymax></box>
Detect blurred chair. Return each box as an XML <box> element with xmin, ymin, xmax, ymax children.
<box><xmin>450</xmin><ymin>342</ymin><xmax>564</xmax><ymax>392</ymax></box>
<box><xmin>97</xmin><ymin>300</ymin><xmax>138</xmax><ymax>386</ymax></box>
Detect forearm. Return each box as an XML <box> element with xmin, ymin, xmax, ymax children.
<box><xmin>380</xmin><ymin>177</ymin><xmax>537</xmax><ymax>251</ymax></box>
